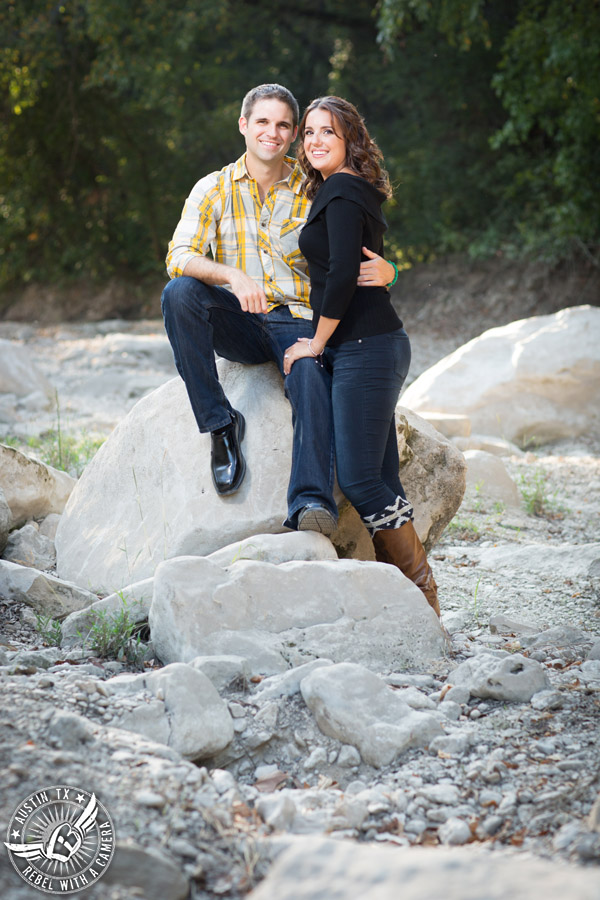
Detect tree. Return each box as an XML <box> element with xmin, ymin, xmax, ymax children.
<box><xmin>376</xmin><ymin>0</ymin><xmax>600</xmax><ymax>261</ymax></box>
<box><xmin>0</xmin><ymin>0</ymin><xmax>372</xmax><ymax>289</ymax></box>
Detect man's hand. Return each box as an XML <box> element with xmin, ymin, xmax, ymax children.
<box><xmin>357</xmin><ymin>247</ymin><xmax>396</xmax><ymax>287</ymax></box>
<box><xmin>229</xmin><ymin>270</ymin><xmax>268</xmax><ymax>313</ymax></box>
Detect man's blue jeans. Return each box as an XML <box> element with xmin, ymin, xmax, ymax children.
<box><xmin>161</xmin><ymin>276</ymin><xmax>336</xmax><ymax>527</ymax></box>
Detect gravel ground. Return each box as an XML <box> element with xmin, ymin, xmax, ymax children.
<box><xmin>1</xmin><ymin>315</ymin><xmax>599</xmax><ymax>899</ymax></box>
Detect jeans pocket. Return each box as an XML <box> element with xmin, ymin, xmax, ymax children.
<box><xmin>390</xmin><ymin>331</ymin><xmax>411</xmax><ymax>382</ymax></box>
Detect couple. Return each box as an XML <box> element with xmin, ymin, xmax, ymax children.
<box><xmin>161</xmin><ymin>83</ymin><xmax>439</xmax><ymax>616</ymax></box>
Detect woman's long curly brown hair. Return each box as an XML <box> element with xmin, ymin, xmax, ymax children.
<box><xmin>297</xmin><ymin>96</ymin><xmax>392</xmax><ymax>201</ymax></box>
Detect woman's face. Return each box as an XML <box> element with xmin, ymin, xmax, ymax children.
<box><xmin>303</xmin><ymin>108</ymin><xmax>347</xmax><ymax>180</ymax></box>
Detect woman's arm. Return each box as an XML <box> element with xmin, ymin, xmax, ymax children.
<box><xmin>282</xmin><ymin>315</ymin><xmax>339</xmax><ymax>375</ymax></box>
<box><xmin>283</xmin><ymin>196</ymin><xmax>366</xmax><ymax>373</ymax></box>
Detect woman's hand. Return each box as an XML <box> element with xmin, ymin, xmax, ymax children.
<box><xmin>283</xmin><ymin>337</ymin><xmax>319</xmax><ymax>375</ymax></box>
<box><xmin>357</xmin><ymin>247</ymin><xmax>396</xmax><ymax>287</ymax></box>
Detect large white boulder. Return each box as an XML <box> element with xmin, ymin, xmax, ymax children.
<box><xmin>248</xmin><ymin>838</ymin><xmax>600</xmax><ymax>900</ymax></box>
<box><xmin>0</xmin><ymin>444</ymin><xmax>75</xmax><ymax>528</ymax></box>
<box><xmin>55</xmin><ymin>362</ymin><xmax>465</xmax><ymax>593</ymax></box>
<box><xmin>149</xmin><ymin>556</ymin><xmax>446</xmax><ymax>674</ymax></box>
<box><xmin>402</xmin><ymin>306</ymin><xmax>600</xmax><ymax>446</ymax></box>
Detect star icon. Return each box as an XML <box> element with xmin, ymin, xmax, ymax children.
<box><xmin>11</xmin><ymin>829</ymin><xmax>20</xmax><ymax>839</ymax></box>
<box><xmin>76</xmin><ymin>794</ymin><xmax>86</xmax><ymax>804</ymax></box>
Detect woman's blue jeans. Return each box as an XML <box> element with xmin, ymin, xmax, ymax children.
<box><xmin>325</xmin><ymin>329</ymin><xmax>413</xmax><ymax>533</ymax></box>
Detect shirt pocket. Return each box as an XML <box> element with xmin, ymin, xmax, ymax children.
<box><xmin>278</xmin><ymin>217</ymin><xmax>305</xmax><ymax>261</ymax></box>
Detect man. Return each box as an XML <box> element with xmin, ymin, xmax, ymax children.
<box><xmin>162</xmin><ymin>83</ymin><xmax>395</xmax><ymax>534</ymax></box>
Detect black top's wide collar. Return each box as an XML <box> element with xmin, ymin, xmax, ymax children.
<box><xmin>306</xmin><ymin>172</ymin><xmax>387</xmax><ymax>227</ymax></box>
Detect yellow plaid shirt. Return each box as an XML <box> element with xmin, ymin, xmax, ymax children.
<box><xmin>166</xmin><ymin>154</ymin><xmax>312</xmax><ymax>319</ymax></box>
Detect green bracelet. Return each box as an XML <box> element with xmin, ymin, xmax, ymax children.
<box><xmin>386</xmin><ymin>260</ymin><xmax>399</xmax><ymax>288</ymax></box>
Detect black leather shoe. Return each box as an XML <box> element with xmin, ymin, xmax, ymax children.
<box><xmin>211</xmin><ymin>410</ymin><xmax>246</xmax><ymax>495</ymax></box>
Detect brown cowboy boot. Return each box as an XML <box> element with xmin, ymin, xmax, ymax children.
<box><xmin>372</xmin><ymin>521</ymin><xmax>440</xmax><ymax>617</ymax></box>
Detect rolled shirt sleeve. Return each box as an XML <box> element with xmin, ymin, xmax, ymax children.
<box><xmin>165</xmin><ymin>172</ymin><xmax>221</xmax><ymax>279</ymax></box>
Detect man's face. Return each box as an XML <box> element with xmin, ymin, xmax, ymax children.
<box><xmin>239</xmin><ymin>98</ymin><xmax>297</xmax><ymax>168</ymax></box>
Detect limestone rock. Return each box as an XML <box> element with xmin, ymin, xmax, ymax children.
<box><xmin>418</xmin><ymin>411</ymin><xmax>471</xmax><ymax>438</ymax></box>
<box><xmin>489</xmin><ymin>614</ymin><xmax>541</xmax><ymax>635</ymax></box>
<box><xmin>0</xmin><ymin>338</ymin><xmax>54</xmax><ymax>417</ymax></box>
<box><xmin>103</xmin><ymin>663</ymin><xmax>234</xmax><ymax>760</ymax></box>
<box><xmin>300</xmin><ymin>663</ymin><xmax>443</xmax><ymax>767</ymax></box>
<box><xmin>47</xmin><ymin>709</ymin><xmax>96</xmax><ymax>749</ymax></box>
<box><xmin>102</xmin><ymin>842</ymin><xmax>189</xmax><ymax>900</ymax></box>
<box><xmin>402</xmin><ymin>306</ymin><xmax>600</xmax><ymax>447</ymax></box>
<box><xmin>10</xmin><ymin>647</ymin><xmax>63</xmax><ymax>669</ymax></box>
<box><xmin>453</xmin><ymin>434</ymin><xmax>525</xmax><ymax>457</ymax></box>
<box><xmin>149</xmin><ymin>556</ymin><xmax>445</xmax><ymax>674</ymax></box>
<box><xmin>449</xmin><ymin>651</ymin><xmax>550</xmax><ymax>701</ymax></box>
<box><xmin>39</xmin><ymin>512</ymin><xmax>61</xmax><ymax>540</ymax></box>
<box><xmin>2</xmin><ymin>522</ymin><xmax>56</xmax><ymax>570</ymax></box>
<box><xmin>206</xmin><ymin>530</ymin><xmax>338</xmax><ymax>568</ymax></box>
<box><xmin>0</xmin><ymin>559</ymin><xmax>98</xmax><ymax>618</ymax></box>
<box><xmin>477</xmin><ymin>543</ymin><xmax>600</xmax><ymax>579</ymax></box>
<box><xmin>255</xmin><ymin>659</ymin><xmax>334</xmax><ymax>701</ymax></box>
<box><xmin>55</xmin><ymin>362</ymin><xmax>465</xmax><ymax>593</ymax></box>
<box><xmin>0</xmin><ymin>486</ymin><xmax>10</xmax><ymax>553</ymax></box>
<box><xmin>247</xmin><ymin>837</ymin><xmax>600</xmax><ymax>900</ymax></box>
<box><xmin>394</xmin><ymin>406</ymin><xmax>466</xmax><ymax>551</ymax></box>
<box><xmin>438</xmin><ymin>817</ymin><xmax>472</xmax><ymax>845</ymax></box>
<box><xmin>0</xmin><ymin>443</ymin><xmax>75</xmax><ymax>527</ymax></box>
<box><xmin>521</xmin><ymin>624</ymin><xmax>591</xmax><ymax>650</ymax></box>
<box><xmin>189</xmin><ymin>654</ymin><xmax>251</xmax><ymax>692</ymax></box>
<box><xmin>463</xmin><ymin>449</ymin><xmax>521</xmax><ymax>508</ymax></box>
<box><xmin>60</xmin><ymin>577</ymin><xmax>154</xmax><ymax>647</ymax></box>
<box><xmin>588</xmin><ymin>640</ymin><xmax>600</xmax><ymax>661</ymax></box>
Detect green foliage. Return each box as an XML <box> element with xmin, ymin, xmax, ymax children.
<box><xmin>35</xmin><ymin>613</ymin><xmax>62</xmax><ymax>647</ymax></box>
<box><xmin>376</xmin><ymin>0</ymin><xmax>600</xmax><ymax>263</ymax></box>
<box><xmin>446</xmin><ymin>514</ymin><xmax>480</xmax><ymax>540</ymax></box>
<box><xmin>517</xmin><ymin>466</ymin><xmax>565</xmax><ymax>518</ymax></box>
<box><xmin>5</xmin><ymin>429</ymin><xmax>104</xmax><ymax>477</ymax></box>
<box><xmin>0</xmin><ymin>0</ymin><xmax>597</xmax><ymax>291</ymax></box>
<box><xmin>80</xmin><ymin>596</ymin><xmax>146</xmax><ymax>666</ymax></box>
<box><xmin>490</xmin><ymin>0</ymin><xmax>600</xmax><ymax>260</ymax></box>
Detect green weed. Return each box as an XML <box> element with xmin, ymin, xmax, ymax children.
<box><xmin>446</xmin><ymin>515</ymin><xmax>481</xmax><ymax>541</ymax></box>
<box><xmin>472</xmin><ymin>480</ymin><xmax>485</xmax><ymax>512</ymax></box>
<box><xmin>517</xmin><ymin>467</ymin><xmax>566</xmax><ymax>518</ymax></box>
<box><xmin>79</xmin><ymin>596</ymin><xmax>146</xmax><ymax>668</ymax></box>
<box><xmin>3</xmin><ymin>391</ymin><xmax>104</xmax><ymax>477</ymax></box>
<box><xmin>35</xmin><ymin>613</ymin><xmax>62</xmax><ymax>647</ymax></box>
<box><xmin>4</xmin><ymin>429</ymin><xmax>104</xmax><ymax>478</ymax></box>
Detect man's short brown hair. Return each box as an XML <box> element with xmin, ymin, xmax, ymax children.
<box><xmin>240</xmin><ymin>83</ymin><xmax>299</xmax><ymax>129</ymax></box>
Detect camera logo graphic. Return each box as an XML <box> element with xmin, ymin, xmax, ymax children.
<box><xmin>4</xmin><ymin>785</ymin><xmax>115</xmax><ymax>894</ymax></box>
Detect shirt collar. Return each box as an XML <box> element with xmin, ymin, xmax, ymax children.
<box><xmin>233</xmin><ymin>153</ymin><xmax>306</xmax><ymax>196</ymax></box>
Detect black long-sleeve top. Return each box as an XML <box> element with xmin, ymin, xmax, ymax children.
<box><xmin>298</xmin><ymin>172</ymin><xmax>403</xmax><ymax>347</ymax></box>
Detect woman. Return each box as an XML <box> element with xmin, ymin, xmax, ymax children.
<box><xmin>283</xmin><ymin>96</ymin><xmax>439</xmax><ymax>616</ymax></box>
